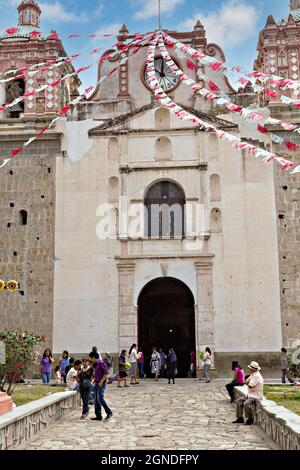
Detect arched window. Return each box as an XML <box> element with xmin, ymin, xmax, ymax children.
<box><xmin>108</xmin><ymin>137</ymin><xmax>120</xmax><ymax>161</ymax></box>
<box><xmin>210</xmin><ymin>174</ymin><xmax>221</xmax><ymax>202</ymax></box>
<box><xmin>6</xmin><ymin>78</ymin><xmax>25</xmax><ymax>118</ymax></box>
<box><xmin>144</xmin><ymin>181</ymin><xmax>186</xmax><ymax>238</ymax></box>
<box><xmin>155</xmin><ymin>136</ymin><xmax>173</xmax><ymax>161</ymax></box>
<box><xmin>108</xmin><ymin>177</ymin><xmax>119</xmax><ymax>203</ymax></box>
<box><xmin>155</xmin><ymin>108</ymin><xmax>170</xmax><ymax>130</ymax></box>
<box><xmin>19</xmin><ymin>210</ymin><xmax>28</xmax><ymax>226</ymax></box>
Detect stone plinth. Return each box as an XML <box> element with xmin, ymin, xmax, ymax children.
<box><xmin>0</xmin><ymin>393</ymin><xmax>13</xmax><ymax>416</ymax></box>
<box><xmin>234</xmin><ymin>385</ymin><xmax>300</xmax><ymax>450</ymax></box>
<box><xmin>0</xmin><ymin>391</ymin><xmax>80</xmax><ymax>450</ymax></box>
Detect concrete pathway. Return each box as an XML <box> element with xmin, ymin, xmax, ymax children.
<box><xmin>16</xmin><ymin>380</ymin><xmax>273</xmax><ymax>450</ymax></box>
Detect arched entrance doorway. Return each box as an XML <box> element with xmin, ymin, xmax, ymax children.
<box><xmin>138</xmin><ymin>277</ymin><xmax>196</xmax><ymax>378</ymax></box>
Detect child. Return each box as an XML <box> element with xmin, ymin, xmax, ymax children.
<box><xmin>66</xmin><ymin>360</ymin><xmax>82</xmax><ymax>391</ymax></box>
<box><xmin>54</xmin><ymin>365</ymin><xmax>62</xmax><ymax>385</ymax></box>
<box><xmin>118</xmin><ymin>350</ymin><xmax>130</xmax><ymax>388</ymax></box>
<box><xmin>59</xmin><ymin>350</ymin><xmax>70</xmax><ymax>384</ymax></box>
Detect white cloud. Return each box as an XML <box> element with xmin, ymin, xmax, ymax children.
<box><xmin>179</xmin><ymin>0</ymin><xmax>259</xmax><ymax>48</ymax></box>
<box><xmin>38</xmin><ymin>1</ymin><xmax>88</xmax><ymax>24</ymax></box>
<box><xmin>131</xmin><ymin>0</ymin><xmax>185</xmax><ymax>21</ymax></box>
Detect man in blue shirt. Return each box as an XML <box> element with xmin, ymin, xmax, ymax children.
<box><xmin>89</xmin><ymin>351</ymin><xmax>113</xmax><ymax>421</ymax></box>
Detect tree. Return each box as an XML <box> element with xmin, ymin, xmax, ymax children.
<box><xmin>288</xmin><ymin>347</ymin><xmax>300</xmax><ymax>381</ymax></box>
<box><xmin>0</xmin><ymin>329</ymin><xmax>42</xmax><ymax>396</ymax></box>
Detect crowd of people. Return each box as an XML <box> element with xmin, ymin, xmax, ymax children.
<box><xmin>39</xmin><ymin>345</ymin><xmax>297</xmax><ymax>424</ymax></box>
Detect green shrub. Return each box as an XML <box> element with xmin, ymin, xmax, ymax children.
<box><xmin>0</xmin><ymin>329</ymin><xmax>42</xmax><ymax>396</ymax></box>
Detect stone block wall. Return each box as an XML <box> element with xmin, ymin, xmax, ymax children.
<box><xmin>273</xmin><ymin>148</ymin><xmax>300</xmax><ymax>348</ymax></box>
<box><xmin>0</xmin><ymin>132</ymin><xmax>61</xmax><ymax>348</ymax></box>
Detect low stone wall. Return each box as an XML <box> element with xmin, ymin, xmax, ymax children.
<box><xmin>234</xmin><ymin>385</ymin><xmax>300</xmax><ymax>450</ymax></box>
<box><xmin>0</xmin><ymin>391</ymin><xmax>80</xmax><ymax>450</ymax></box>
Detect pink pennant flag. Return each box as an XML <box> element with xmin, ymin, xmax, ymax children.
<box><xmin>37</xmin><ymin>127</ymin><xmax>48</xmax><ymax>137</ymax></box>
<box><xmin>208</xmin><ymin>81</ymin><xmax>219</xmax><ymax>92</ymax></box>
<box><xmin>60</xmin><ymin>105</ymin><xmax>72</xmax><ymax>115</ymax></box>
<box><xmin>47</xmin><ymin>32</ymin><xmax>59</xmax><ymax>40</ymax></box>
<box><xmin>257</xmin><ymin>124</ymin><xmax>267</xmax><ymax>134</ymax></box>
<box><xmin>281</xmin><ymin>122</ymin><xmax>297</xmax><ymax>131</ymax></box>
<box><xmin>226</xmin><ymin>103</ymin><xmax>242</xmax><ymax>113</ymax></box>
<box><xmin>11</xmin><ymin>147</ymin><xmax>24</xmax><ymax>157</ymax></box>
<box><xmin>6</xmin><ymin>27</ymin><xmax>19</xmax><ymax>35</ymax></box>
<box><xmin>284</xmin><ymin>140</ymin><xmax>299</xmax><ymax>151</ymax></box>
<box><xmin>30</xmin><ymin>31</ymin><xmax>41</xmax><ymax>38</ymax></box>
<box><xmin>186</xmin><ymin>59</ymin><xmax>196</xmax><ymax>70</ymax></box>
<box><xmin>264</xmin><ymin>88</ymin><xmax>277</xmax><ymax>98</ymax></box>
<box><xmin>210</xmin><ymin>61</ymin><xmax>223</xmax><ymax>71</ymax></box>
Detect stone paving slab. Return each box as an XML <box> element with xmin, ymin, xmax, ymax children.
<box><xmin>15</xmin><ymin>380</ymin><xmax>272</xmax><ymax>450</ymax></box>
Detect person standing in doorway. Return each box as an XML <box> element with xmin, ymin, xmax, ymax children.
<box><xmin>40</xmin><ymin>349</ymin><xmax>54</xmax><ymax>384</ymax></box>
<box><xmin>203</xmin><ymin>347</ymin><xmax>212</xmax><ymax>383</ymax></box>
<box><xmin>137</xmin><ymin>348</ymin><xmax>145</xmax><ymax>379</ymax></box>
<box><xmin>129</xmin><ymin>344</ymin><xmax>139</xmax><ymax>385</ymax></box>
<box><xmin>225</xmin><ymin>361</ymin><xmax>245</xmax><ymax>402</ymax></box>
<box><xmin>159</xmin><ymin>348</ymin><xmax>166</xmax><ymax>378</ymax></box>
<box><xmin>188</xmin><ymin>351</ymin><xmax>196</xmax><ymax>378</ymax></box>
<box><xmin>166</xmin><ymin>348</ymin><xmax>177</xmax><ymax>385</ymax></box>
<box><xmin>281</xmin><ymin>348</ymin><xmax>295</xmax><ymax>384</ymax></box>
<box><xmin>89</xmin><ymin>351</ymin><xmax>113</xmax><ymax>421</ymax></box>
<box><xmin>150</xmin><ymin>347</ymin><xmax>161</xmax><ymax>381</ymax></box>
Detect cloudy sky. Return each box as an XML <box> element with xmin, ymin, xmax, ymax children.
<box><xmin>0</xmin><ymin>0</ymin><xmax>294</xmax><ymax>88</ymax></box>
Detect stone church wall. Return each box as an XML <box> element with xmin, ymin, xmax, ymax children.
<box><xmin>0</xmin><ymin>132</ymin><xmax>61</xmax><ymax>347</ymax></box>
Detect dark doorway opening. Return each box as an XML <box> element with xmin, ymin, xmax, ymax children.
<box><xmin>138</xmin><ymin>277</ymin><xmax>196</xmax><ymax>378</ymax></box>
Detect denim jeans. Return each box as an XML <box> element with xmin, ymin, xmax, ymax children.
<box><xmin>138</xmin><ymin>362</ymin><xmax>145</xmax><ymax>379</ymax></box>
<box><xmin>41</xmin><ymin>372</ymin><xmax>50</xmax><ymax>384</ymax></box>
<box><xmin>94</xmin><ymin>382</ymin><xmax>112</xmax><ymax>419</ymax></box>
<box><xmin>203</xmin><ymin>364</ymin><xmax>211</xmax><ymax>380</ymax></box>
<box><xmin>80</xmin><ymin>387</ymin><xmax>90</xmax><ymax>415</ymax></box>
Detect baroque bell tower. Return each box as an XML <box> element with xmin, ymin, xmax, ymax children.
<box><xmin>18</xmin><ymin>0</ymin><xmax>41</xmax><ymax>28</ymax></box>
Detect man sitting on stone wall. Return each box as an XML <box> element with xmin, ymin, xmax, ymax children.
<box><xmin>233</xmin><ymin>361</ymin><xmax>264</xmax><ymax>426</ymax></box>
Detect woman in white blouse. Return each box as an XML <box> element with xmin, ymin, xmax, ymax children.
<box><xmin>203</xmin><ymin>347</ymin><xmax>212</xmax><ymax>383</ymax></box>
<box><xmin>129</xmin><ymin>344</ymin><xmax>139</xmax><ymax>385</ymax></box>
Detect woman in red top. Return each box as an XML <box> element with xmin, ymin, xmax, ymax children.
<box><xmin>137</xmin><ymin>347</ymin><xmax>145</xmax><ymax>379</ymax></box>
<box><xmin>188</xmin><ymin>351</ymin><xmax>196</xmax><ymax>378</ymax></box>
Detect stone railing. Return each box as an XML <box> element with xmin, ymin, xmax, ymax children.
<box><xmin>234</xmin><ymin>385</ymin><xmax>300</xmax><ymax>450</ymax></box>
<box><xmin>0</xmin><ymin>391</ymin><xmax>80</xmax><ymax>450</ymax></box>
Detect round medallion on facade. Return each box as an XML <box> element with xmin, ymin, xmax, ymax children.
<box><xmin>143</xmin><ymin>57</ymin><xmax>180</xmax><ymax>92</ymax></box>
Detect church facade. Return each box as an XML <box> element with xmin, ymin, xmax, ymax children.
<box><xmin>0</xmin><ymin>1</ymin><xmax>299</xmax><ymax>376</ymax></box>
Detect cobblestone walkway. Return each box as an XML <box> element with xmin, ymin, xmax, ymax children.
<box><xmin>16</xmin><ymin>380</ymin><xmax>272</xmax><ymax>450</ymax></box>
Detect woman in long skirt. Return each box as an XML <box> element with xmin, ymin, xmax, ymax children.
<box><xmin>150</xmin><ymin>347</ymin><xmax>161</xmax><ymax>381</ymax></box>
<box><xmin>166</xmin><ymin>348</ymin><xmax>177</xmax><ymax>385</ymax></box>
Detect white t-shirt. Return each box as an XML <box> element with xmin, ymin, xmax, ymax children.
<box><xmin>203</xmin><ymin>352</ymin><xmax>212</xmax><ymax>365</ymax></box>
<box><xmin>129</xmin><ymin>348</ymin><xmax>138</xmax><ymax>363</ymax></box>
<box><xmin>247</xmin><ymin>371</ymin><xmax>264</xmax><ymax>401</ymax></box>
<box><xmin>66</xmin><ymin>367</ymin><xmax>78</xmax><ymax>390</ymax></box>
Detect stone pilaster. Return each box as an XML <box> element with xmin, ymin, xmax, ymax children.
<box><xmin>117</xmin><ymin>261</ymin><xmax>136</xmax><ymax>350</ymax></box>
<box><xmin>194</xmin><ymin>259</ymin><xmax>215</xmax><ymax>366</ymax></box>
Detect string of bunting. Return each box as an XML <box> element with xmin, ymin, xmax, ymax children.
<box><xmin>147</xmin><ymin>34</ymin><xmax>298</xmax><ymax>174</ymax></box>
<box><xmin>3</xmin><ymin>28</ymin><xmax>114</xmax><ymax>40</ymax></box>
<box><xmin>1</xmin><ymin>30</ymin><xmax>300</xmax><ymax>174</ymax></box>
<box><xmin>0</xmin><ymin>46</ymin><xmax>105</xmax><ymax>83</ymax></box>
<box><xmin>157</xmin><ymin>35</ymin><xmax>300</xmax><ymax>153</ymax></box>
<box><xmin>164</xmin><ymin>32</ymin><xmax>300</xmax><ymax>91</ymax></box>
<box><xmin>0</xmin><ymin>31</ymin><xmax>156</xmax><ymax>168</ymax></box>
<box><xmin>164</xmin><ymin>34</ymin><xmax>300</xmax><ymax>135</ymax></box>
